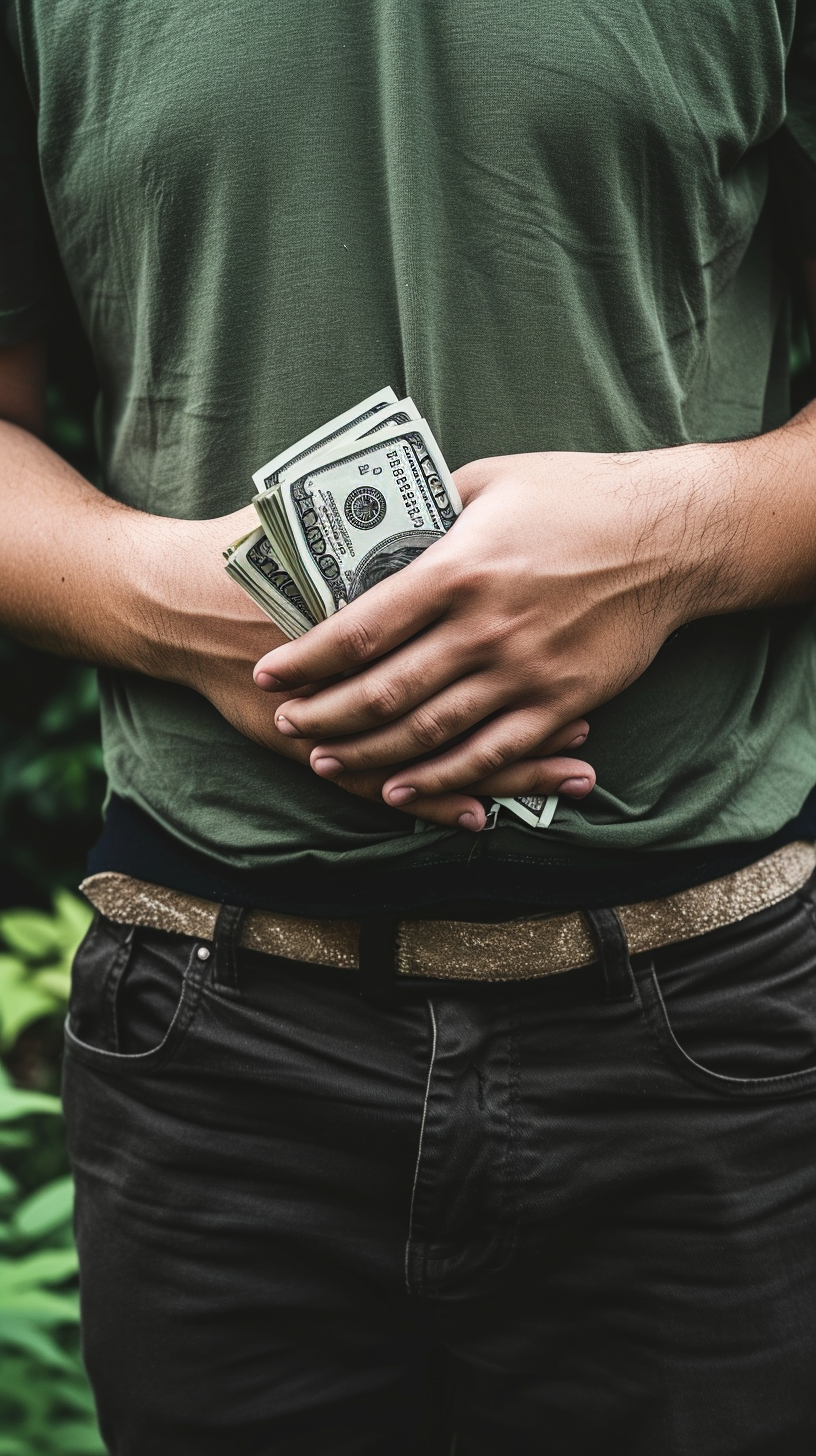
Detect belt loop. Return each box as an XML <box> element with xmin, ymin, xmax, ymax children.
<box><xmin>582</xmin><ymin>907</ymin><xmax>635</xmax><ymax>1002</ymax></box>
<box><xmin>212</xmin><ymin>903</ymin><xmax>247</xmax><ymax>992</ymax></box>
<box><xmin>357</xmin><ymin>917</ymin><xmax>401</xmax><ymax>1006</ymax></box>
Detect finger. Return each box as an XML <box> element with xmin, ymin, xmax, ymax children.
<box><xmin>253</xmin><ymin>546</ymin><xmax>451</xmax><ymax>691</ymax></box>
<box><xmin>338</xmin><ymin>765</ymin><xmax>488</xmax><ymax>833</ymax></box>
<box><xmin>273</xmin><ymin>623</ymin><xmax>480</xmax><ymax>740</ymax></box>
<box><xmin>468</xmin><ymin>754</ymin><xmax>596</xmax><ymax>798</ymax></box>
<box><xmin>379</xmin><ymin>709</ymin><xmax>583</xmax><ymax>801</ymax></box>
<box><xmin>304</xmin><ymin>674</ymin><xmax>495</xmax><ymax>768</ymax></box>
<box><xmin>406</xmin><ymin>792</ymin><xmax>487</xmax><ymax>833</ymax></box>
<box><xmin>310</xmin><ymin>707</ymin><xmax>589</xmax><ymax>778</ymax></box>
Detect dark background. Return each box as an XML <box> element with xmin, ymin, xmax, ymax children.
<box><xmin>0</xmin><ymin>246</ymin><xmax>812</xmax><ymax>1456</ymax></box>
<box><xmin>0</xmin><ymin>278</ymin><xmax>104</xmax><ymax>913</ymax></box>
<box><xmin>3</xmin><ymin>270</ymin><xmax>813</xmax><ymax>915</ymax></box>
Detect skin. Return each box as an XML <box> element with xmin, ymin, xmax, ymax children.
<box><xmin>0</xmin><ymin>338</ymin><xmax>592</xmax><ymax>833</ymax></box>
<box><xmin>3</xmin><ymin>264</ymin><xmax>814</xmax><ymax>834</ymax></box>
<box><xmin>254</xmin><ymin>264</ymin><xmax>816</xmax><ymax>828</ymax></box>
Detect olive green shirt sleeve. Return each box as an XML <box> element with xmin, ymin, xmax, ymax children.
<box><xmin>0</xmin><ymin>13</ymin><xmax>48</xmax><ymax>345</ymax></box>
<box><xmin>780</xmin><ymin>2</ymin><xmax>816</xmax><ymax>255</ymax></box>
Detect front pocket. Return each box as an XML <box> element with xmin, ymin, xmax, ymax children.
<box><xmin>65</xmin><ymin>917</ymin><xmax>207</xmax><ymax>1075</ymax></box>
<box><xmin>637</xmin><ymin>889</ymin><xmax>816</xmax><ymax>1097</ymax></box>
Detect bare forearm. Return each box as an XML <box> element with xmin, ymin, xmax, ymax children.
<box><xmin>252</xmin><ymin>376</ymin><xmax>816</xmax><ymax>800</ymax></box>
<box><xmin>0</xmin><ymin>417</ymin><xmax>305</xmax><ymax>759</ymax></box>
<box><xmin>0</xmin><ymin>341</ymin><xmax>592</xmax><ymax>829</ymax></box>
<box><xmin>733</xmin><ymin>399</ymin><xmax>816</xmax><ymax>609</ymax></box>
<box><xmin>695</xmin><ymin>258</ymin><xmax>816</xmax><ymax>618</ymax></box>
<box><xmin>638</xmin><ymin>401</ymin><xmax>816</xmax><ymax>631</ymax></box>
<box><xmin>0</xmin><ymin>419</ymin><xmax>163</xmax><ymax>666</ymax></box>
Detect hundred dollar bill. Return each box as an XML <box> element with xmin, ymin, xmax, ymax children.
<box><xmin>270</xmin><ymin>396</ymin><xmax>422</xmax><ymax>488</ymax></box>
<box><xmin>492</xmin><ymin>794</ymin><xmax>559</xmax><ymax>830</ymax></box>
<box><xmin>252</xmin><ymin>419</ymin><xmax>462</xmax><ymax>619</ymax></box>
<box><xmin>223</xmin><ymin>526</ymin><xmax>315</xmax><ymax>639</ymax></box>
<box><xmin>225</xmin><ymin>388</ymin><xmax>558</xmax><ymax>833</ymax></box>
<box><xmin>252</xmin><ymin>386</ymin><xmax>400</xmax><ymax>495</ymax></box>
<box><xmin>357</xmin><ymin>397</ymin><xmax>422</xmax><ymax>436</ymax></box>
<box><xmin>227</xmin><ymin>394</ymin><xmax>421</xmax><ymax>632</ymax></box>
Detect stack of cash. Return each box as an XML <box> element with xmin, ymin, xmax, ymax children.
<box><xmin>224</xmin><ymin>387</ymin><xmax>557</xmax><ymax>832</ymax></box>
<box><xmin>224</xmin><ymin>388</ymin><xmax>453</xmax><ymax>637</ymax></box>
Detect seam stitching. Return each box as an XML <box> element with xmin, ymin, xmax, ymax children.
<box><xmin>647</xmin><ymin>966</ymin><xmax>816</xmax><ymax>1092</ymax></box>
<box><xmin>404</xmin><ymin>999</ymin><xmax>438</xmax><ymax>1295</ymax></box>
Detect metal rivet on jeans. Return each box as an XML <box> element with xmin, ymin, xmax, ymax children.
<box><xmin>196</xmin><ymin>945</ymin><xmax>211</xmax><ymax>961</ymax></box>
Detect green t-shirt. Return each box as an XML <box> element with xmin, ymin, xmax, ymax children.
<box><xmin>3</xmin><ymin>1</ymin><xmax>816</xmax><ymax>884</ymax></box>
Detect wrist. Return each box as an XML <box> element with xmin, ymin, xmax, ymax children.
<box><xmin>660</xmin><ymin>419</ymin><xmax>816</xmax><ymax>624</ymax></box>
<box><xmin>104</xmin><ymin>511</ymin><xmax>226</xmax><ymax>685</ymax></box>
<box><xmin>632</xmin><ymin>438</ymin><xmax>755</xmax><ymax>631</ymax></box>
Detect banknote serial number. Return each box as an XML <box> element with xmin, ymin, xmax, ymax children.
<box><xmin>387</xmin><ymin>449</ymin><xmax>425</xmax><ymax>528</ymax></box>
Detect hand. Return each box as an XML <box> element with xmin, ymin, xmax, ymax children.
<box><xmin>149</xmin><ymin>505</ymin><xmax>592</xmax><ymax>831</ymax></box>
<box><xmin>252</xmin><ymin>443</ymin><xmax>727</xmax><ymax>807</ymax></box>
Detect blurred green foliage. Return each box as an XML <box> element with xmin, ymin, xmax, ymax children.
<box><xmin>0</xmin><ymin>267</ymin><xmax>104</xmax><ymax>1450</ymax></box>
<box><xmin>0</xmin><ymin>1060</ymin><xmax>104</xmax><ymax>1456</ymax></box>
<box><xmin>0</xmin><ymin>893</ymin><xmax>98</xmax><ymax>1454</ymax></box>
<box><xmin>0</xmin><ymin>877</ymin><xmax>96</xmax><ymax>1454</ymax></box>
<box><xmin>0</xmin><ymin>894</ymin><xmax>92</xmax><ymax>1056</ymax></box>
<box><xmin>0</xmin><ymin>299</ymin><xmax>104</xmax><ymax>913</ymax></box>
<box><xmin>0</xmin><ymin>647</ymin><xmax>104</xmax><ymax>912</ymax></box>
<box><xmin>0</xmin><ymin>195</ymin><xmax>813</xmax><ymax>1455</ymax></box>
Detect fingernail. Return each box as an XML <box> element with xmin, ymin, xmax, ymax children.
<box><xmin>312</xmin><ymin>756</ymin><xmax>343</xmax><ymax>778</ymax></box>
<box><xmin>566</xmin><ymin>732</ymin><xmax>587</xmax><ymax>748</ymax></box>
<box><xmin>275</xmin><ymin>714</ymin><xmax>297</xmax><ymax>736</ymax></box>
<box><xmin>559</xmin><ymin>776</ymin><xmax>592</xmax><ymax>797</ymax></box>
<box><xmin>255</xmin><ymin>672</ymin><xmax>284</xmax><ymax>690</ymax></box>
<box><xmin>387</xmin><ymin>786</ymin><xmax>417</xmax><ymax>805</ymax></box>
<box><xmin>457</xmin><ymin>811</ymin><xmax>483</xmax><ymax>832</ymax></box>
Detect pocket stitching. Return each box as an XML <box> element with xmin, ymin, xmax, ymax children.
<box><xmin>640</xmin><ymin>966</ymin><xmax>816</xmax><ymax>1097</ymax></box>
<box><xmin>101</xmin><ymin>924</ymin><xmax>135</xmax><ymax>1053</ymax></box>
<box><xmin>65</xmin><ymin>937</ymin><xmax>206</xmax><ymax>1074</ymax></box>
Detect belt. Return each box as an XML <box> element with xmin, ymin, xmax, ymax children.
<box><xmin>80</xmin><ymin>839</ymin><xmax>816</xmax><ymax>985</ymax></box>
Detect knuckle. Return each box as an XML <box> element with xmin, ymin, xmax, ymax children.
<box><xmin>360</xmin><ymin>678</ymin><xmax>401</xmax><ymax>722</ymax></box>
<box><xmin>410</xmin><ymin>704</ymin><xmax>449</xmax><ymax>750</ymax></box>
<box><xmin>476</xmin><ymin>617</ymin><xmax>513</xmax><ymax>654</ymax></box>
<box><xmin>336</xmin><ymin>614</ymin><xmax>379</xmax><ymax>664</ymax></box>
<box><xmin>474</xmin><ymin>740</ymin><xmax>509</xmax><ymax>776</ymax></box>
<box><xmin>449</xmin><ymin>557</ymin><xmax>488</xmax><ymax>601</ymax></box>
<box><xmin>527</xmin><ymin>762</ymin><xmax>557</xmax><ymax>792</ymax></box>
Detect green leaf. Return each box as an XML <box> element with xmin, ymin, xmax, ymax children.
<box><xmin>31</xmin><ymin>967</ymin><xmax>72</xmax><ymax>1003</ymax></box>
<box><xmin>0</xmin><ymin>974</ymin><xmax>59</xmax><ymax>1049</ymax></box>
<box><xmin>12</xmin><ymin>1176</ymin><xmax>74</xmax><ymax>1240</ymax></box>
<box><xmin>1</xmin><ymin>1248</ymin><xmax>78</xmax><ymax>1289</ymax></box>
<box><xmin>0</xmin><ymin>1167</ymin><xmax>19</xmax><ymax>1201</ymax></box>
<box><xmin>0</xmin><ymin>1086</ymin><xmax>61</xmax><ymax>1123</ymax></box>
<box><xmin>47</xmin><ymin>1420</ymin><xmax>107</xmax><ymax>1455</ymax></box>
<box><xmin>0</xmin><ymin>1128</ymin><xmax>33</xmax><ymax>1150</ymax></box>
<box><xmin>0</xmin><ymin>909</ymin><xmax>59</xmax><ymax>958</ymax></box>
<box><xmin>54</xmin><ymin>1422</ymin><xmax>107</xmax><ymax>1454</ymax></box>
<box><xmin>52</xmin><ymin>890</ymin><xmax>93</xmax><ymax>948</ymax></box>
<box><xmin>0</xmin><ymin>1286</ymin><xmax>80</xmax><ymax>1323</ymax></box>
<box><xmin>0</xmin><ymin>1320</ymin><xmax>75</xmax><ymax>1369</ymax></box>
<box><xmin>49</xmin><ymin>1377</ymin><xmax>99</xmax><ymax>1415</ymax></box>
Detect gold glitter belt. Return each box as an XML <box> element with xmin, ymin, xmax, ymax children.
<box><xmin>80</xmin><ymin>839</ymin><xmax>816</xmax><ymax>985</ymax></box>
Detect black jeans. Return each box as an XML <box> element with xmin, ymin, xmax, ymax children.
<box><xmin>63</xmin><ymin>883</ymin><xmax>816</xmax><ymax>1455</ymax></box>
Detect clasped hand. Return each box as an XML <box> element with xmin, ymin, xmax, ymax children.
<box><xmin>253</xmin><ymin>446</ymin><xmax>711</xmax><ymax>831</ymax></box>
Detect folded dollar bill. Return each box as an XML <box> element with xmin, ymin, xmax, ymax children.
<box><xmin>224</xmin><ymin>389</ymin><xmax>557</xmax><ymax>833</ymax></box>
<box><xmin>223</xmin><ymin>526</ymin><xmax>316</xmax><ymax>639</ymax></box>
<box><xmin>252</xmin><ymin>418</ymin><xmax>460</xmax><ymax>622</ymax></box>
<box><xmin>492</xmin><ymin>794</ymin><xmax>558</xmax><ymax>830</ymax></box>
<box><xmin>251</xmin><ymin>387</ymin><xmax>403</xmax><ymax>493</ymax></box>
